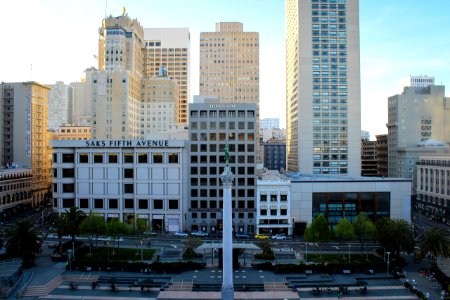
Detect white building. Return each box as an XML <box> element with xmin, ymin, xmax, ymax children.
<box><xmin>51</xmin><ymin>139</ymin><xmax>188</xmax><ymax>232</ymax></box>
<box><xmin>410</xmin><ymin>75</ymin><xmax>435</xmax><ymax>87</ymax></box>
<box><xmin>46</xmin><ymin>81</ymin><xmax>73</xmax><ymax>131</ymax></box>
<box><xmin>260</xmin><ymin>118</ymin><xmax>280</xmax><ymax>130</ymax></box>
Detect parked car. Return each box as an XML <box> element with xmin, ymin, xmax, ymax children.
<box><xmin>255</xmin><ymin>234</ymin><xmax>269</xmax><ymax>240</ymax></box>
<box><xmin>271</xmin><ymin>233</ymin><xmax>287</xmax><ymax>240</ymax></box>
<box><xmin>191</xmin><ymin>231</ymin><xmax>208</xmax><ymax>237</ymax></box>
<box><xmin>235</xmin><ymin>232</ymin><xmax>251</xmax><ymax>239</ymax></box>
<box><xmin>175</xmin><ymin>231</ymin><xmax>189</xmax><ymax>237</ymax></box>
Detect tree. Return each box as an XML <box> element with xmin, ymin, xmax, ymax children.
<box><xmin>353</xmin><ymin>213</ymin><xmax>376</xmax><ymax>257</ymax></box>
<box><xmin>65</xmin><ymin>206</ymin><xmax>85</xmax><ymax>243</ymax></box>
<box><xmin>377</xmin><ymin>218</ymin><xmax>414</xmax><ymax>259</ymax></box>
<box><xmin>420</xmin><ymin>228</ymin><xmax>450</xmax><ymax>262</ymax></box>
<box><xmin>304</xmin><ymin>215</ymin><xmax>331</xmax><ymax>256</ymax></box>
<box><xmin>6</xmin><ymin>220</ymin><xmax>41</xmax><ymax>266</ymax></box>
<box><xmin>106</xmin><ymin>218</ymin><xmax>129</xmax><ymax>253</ymax></box>
<box><xmin>79</xmin><ymin>213</ymin><xmax>106</xmax><ymax>252</ymax></box>
<box><xmin>334</xmin><ymin>218</ymin><xmax>356</xmax><ymax>256</ymax></box>
<box><xmin>52</xmin><ymin>214</ymin><xmax>67</xmax><ymax>254</ymax></box>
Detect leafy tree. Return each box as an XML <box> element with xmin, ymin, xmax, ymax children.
<box><xmin>304</xmin><ymin>215</ymin><xmax>331</xmax><ymax>256</ymax></box>
<box><xmin>106</xmin><ymin>218</ymin><xmax>129</xmax><ymax>253</ymax></box>
<box><xmin>52</xmin><ymin>214</ymin><xmax>67</xmax><ymax>254</ymax></box>
<box><xmin>65</xmin><ymin>206</ymin><xmax>85</xmax><ymax>243</ymax></box>
<box><xmin>132</xmin><ymin>218</ymin><xmax>148</xmax><ymax>237</ymax></box>
<box><xmin>353</xmin><ymin>213</ymin><xmax>376</xmax><ymax>257</ymax></box>
<box><xmin>6</xmin><ymin>220</ymin><xmax>41</xmax><ymax>265</ymax></box>
<box><xmin>420</xmin><ymin>228</ymin><xmax>450</xmax><ymax>262</ymax></box>
<box><xmin>377</xmin><ymin>218</ymin><xmax>414</xmax><ymax>259</ymax></box>
<box><xmin>334</xmin><ymin>218</ymin><xmax>356</xmax><ymax>256</ymax></box>
<box><xmin>79</xmin><ymin>213</ymin><xmax>106</xmax><ymax>252</ymax></box>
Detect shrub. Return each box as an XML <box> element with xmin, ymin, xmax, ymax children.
<box><xmin>183</xmin><ymin>248</ymin><xmax>203</xmax><ymax>260</ymax></box>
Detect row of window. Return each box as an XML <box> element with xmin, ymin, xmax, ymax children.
<box><xmin>56</xmin><ymin>197</ymin><xmax>179</xmax><ymax>210</ymax></box>
<box><xmin>190</xmin><ymin>110</ymin><xmax>255</xmax><ymax>118</ymax></box>
<box><xmin>191</xmin><ymin>176</ymin><xmax>254</xmax><ymax>187</ymax></box>
<box><xmin>191</xmin><ymin>121</ymin><xmax>254</xmax><ymax>130</ymax></box>
<box><xmin>190</xmin><ymin>212</ymin><xmax>254</xmax><ymax>220</ymax></box>
<box><xmin>191</xmin><ymin>188</ymin><xmax>255</xmax><ymax>198</ymax></box>
<box><xmin>190</xmin><ymin>199</ymin><xmax>255</xmax><ymax>209</ymax></box>
<box><xmin>54</xmin><ymin>152</ymin><xmax>179</xmax><ymax>164</ymax></box>
<box><xmin>260</xmin><ymin>208</ymin><xmax>288</xmax><ymax>216</ymax></box>
<box><xmin>260</xmin><ymin>195</ymin><xmax>288</xmax><ymax>202</ymax></box>
<box><xmin>55</xmin><ymin>183</ymin><xmax>140</xmax><ymax>194</ymax></box>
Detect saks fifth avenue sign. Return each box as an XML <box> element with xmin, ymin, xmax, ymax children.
<box><xmin>85</xmin><ymin>140</ymin><xmax>169</xmax><ymax>147</ymax></box>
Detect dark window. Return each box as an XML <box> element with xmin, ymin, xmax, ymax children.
<box><xmin>62</xmin><ymin>183</ymin><xmax>75</xmax><ymax>193</ymax></box>
<box><xmin>138</xmin><ymin>153</ymin><xmax>148</xmax><ymax>163</ymax></box>
<box><xmin>124</xmin><ymin>199</ymin><xmax>134</xmax><ymax>209</ymax></box>
<box><xmin>93</xmin><ymin>154</ymin><xmax>103</xmax><ymax>163</ymax></box>
<box><xmin>62</xmin><ymin>168</ymin><xmax>74</xmax><ymax>178</ymax></box>
<box><xmin>153</xmin><ymin>153</ymin><xmax>163</xmax><ymax>163</ymax></box>
<box><xmin>94</xmin><ymin>198</ymin><xmax>103</xmax><ymax>209</ymax></box>
<box><xmin>79</xmin><ymin>198</ymin><xmax>89</xmax><ymax>208</ymax></box>
<box><xmin>124</xmin><ymin>154</ymin><xmax>134</xmax><ymax>163</ymax></box>
<box><xmin>124</xmin><ymin>184</ymin><xmax>134</xmax><ymax>193</ymax></box>
<box><xmin>109</xmin><ymin>153</ymin><xmax>118</xmax><ymax>163</ymax></box>
<box><xmin>109</xmin><ymin>199</ymin><xmax>118</xmax><ymax>209</ymax></box>
<box><xmin>124</xmin><ymin>168</ymin><xmax>134</xmax><ymax>178</ymax></box>
<box><xmin>168</xmin><ymin>153</ymin><xmax>179</xmax><ymax>163</ymax></box>
<box><xmin>153</xmin><ymin>199</ymin><xmax>163</xmax><ymax>209</ymax></box>
<box><xmin>53</xmin><ymin>183</ymin><xmax>57</xmax><ymax>192</ymax></box>
<box><xmin>53</xmin><ymin>153</ymin><xmax>58</xmax><ymax>163</ymax></box>
<box><xmin>62</xmin><ymin>198</ymin><xmax>75</xmax><ymax>208</ymax></box>
<box><xmin>53</xmin><ymin>168</ymin><xmax>58</xmax><ymax>178</ymax></box>
<box><xmin>139</xmin><ymin>199</ymin><xmax>148</xmax><ymax>209</ymax></box>
<box><xmin>191</xmin><ymin>200</ymin><xmax>198</xmax><ymax>208</ymax></box>
<box><xmin>169</xmin><ymin>199</ymin><xmax>179</xmax><ymax>210</ymax></box>
<box><xmin>62</xmin><ymin>153</ymin><xmax>74</xmax><ymax>163</ymax></box>
<box><xmin>79</xmin><ymin>153</ymin><xmax>89</xmax><ymax>163</ymax></box>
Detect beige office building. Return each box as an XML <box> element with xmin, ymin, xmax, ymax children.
<box><xmin>71</xmin><ymin>67</ymin><xmax>96</xmax><ymax>126</ymax></box>
<box><xmin>143</xmin><ymin>28</ymin><xmax>190</xmax><ymax>126</ymax></box>
<box><xmin>141</xmin><ymin>74</ymin><xmax>179</xmax><ymax>137</ymax></box>
<box><xmin>54</xmin><ymin>125</ymin><xmax>92</xmax><ymax>140</ymax></box>
<box><xmin>0</xmin><ymin>82</ymin><xmax>51</xmax><ymax>206</ymax></box>
<box><xmin>285</xmin><ymin>0</ymin><xmax>361</xmax><ymax>175</ymax></box>
<box><xmin>93</xmin><ymin>13</ymin><xmax>144</xmax><ymax>139</ymax></box>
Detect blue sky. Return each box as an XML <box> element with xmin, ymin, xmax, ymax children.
<box><xmin>0</xmin><ymin>0</ymin><xmax>449</xmax><ymax>138</ymax></box>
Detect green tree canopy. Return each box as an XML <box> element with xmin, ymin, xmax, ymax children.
<box><xmin>377</xmin><ymin>218</ymin><xmax>414</xmax><ymax>258</ymax></box>
<box><xmin>304</xmin><ymin>215</ymin><xmax>331</xmax><ymax>256</ymax></box>
<box><xmin>353</xmin><ymin>213</ymin><xmax>376</xmax><ymax>255</ymax></box>
<box><xmin>106</xmin><ymin>218</ymin><xmax>129</xmax><ymax>251</ymax></box>
<box><xmin>80</xmin><ymin>213</ymin><xmax>106</xmax><ymax>250</ymax></box>
<box><xmin>52</xmin><ymin>214</ymin><xmax>67</xmax><ymax>254</ymax></box>
<box><xmin>335</xmin><ymin>218</ymin><xmax>356</xmax><ymax>244</ymax></box>
<box><xmin>65</xmin><ymin>206</ymin><xmax>85</xmax><ymax>242</ymax></box>
<box><xmin>420</xmin><ymin>228</ymin><xmax>450</xmax><ymax>261</ymax></box>
<box><xmin>6</xmin><ymin>220</ymin><xmax>41</xmax><ymax>265</ymax></box>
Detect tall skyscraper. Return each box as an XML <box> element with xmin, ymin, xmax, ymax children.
<box><xmin>285</xmin><ymin>0</ymin><xmax>361</xmax><ymax>175</ymax></box>
<box><xmin>143</xmin><ymin>28</ymin><xmax>190</xmax><ymax>126</ymax></box>
<box><xmin>0</xmin><ymin>82</ymin><xmax>51</xmax><ymax>206</ymax></box>
<box><xmin>71</xmin><ymin>67</ymin><xmax>96</xmax><ymax>126</ymax></box>
<box><xmin>93</xmin><ymin>12</ymin><xmax>144</xmax><ymax>139</ymax></box>
<box><xmin>47</xmin><ymin>81</ymin><xmax>73</xmax><ymax>131</ymax></box>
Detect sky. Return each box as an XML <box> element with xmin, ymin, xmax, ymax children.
<box><xmin>1</xmin><ymin>0</ymin><xmax>449</xmax><ymax>139</ymax></box>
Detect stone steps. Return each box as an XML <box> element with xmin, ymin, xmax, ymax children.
<box><xmin>22</xmin><ymin>275</ymin><xmax>63</xmax><ymax>297</ymax></box>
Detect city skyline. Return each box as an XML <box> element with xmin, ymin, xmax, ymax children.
<box><xmin>1</xmin><ymin>0</ymin><xmax>449</xmax><ymax>139</ymax></box>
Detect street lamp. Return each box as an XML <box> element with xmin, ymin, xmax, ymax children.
<box><xmin>105</xmin><ymin>241</ymin><xmax>110</xmax><ymax>262</ymax></box>
<box><xmin>386</xmin><ymin>251</ymin><xmax>391</xmax><ymax>274</ymax></box>
<box><xmin>292</xmin><ymin>216</ymin><xmax>295</xmax><ymax>238</ymax></box>
<box><xmin>140</xmin><ymin>239</ymin><xmax>144</xmax><ymax>261</ymax></box>
<box><xmin>348</xmin><ymin>244</ymin><xmax>351</xmax><ymax>263</ymax></box>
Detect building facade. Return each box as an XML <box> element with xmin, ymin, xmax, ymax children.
<box><xmin>51</xmin><ymin>139</ymin><xmax>188</xmax><ymax>232</ymax></box>
<box><xmin>285</xmin><ymin>0</ymin><xmax>361</xmax><ymax>175</ymax></box>
<box><xmin>71</xmin><ymin>68</ymin><xmax>96</xmax><ymax>126</ymax></box>
<box><xmin>46</xmin><ymin>81</ymin><xmax>73</xmax><ymax>131</ymax></box>
<box><xmin>361</xmin><ymin>140</ymin><xmax>377</xmax><ymax>177</ymax></box>
<box><xmin>415</xmin><ymin>154</ymin><xmax>450</xmax><ymax>228</ymax></box>
<box><xmin>54</xmin><ymin>125</ymin><xmax>92</xmax><ymax>140</ymax></box>
<box><xmin>143</xmin><ymin>28</ymin><xmax>190</xmax><ymax>126</ymax></box>
<box><xmin>188</xmin><ymin>102</ymin><xmax>257</xmax><ymax>233</ymax></box>
<box><xmin>376</xmin><ymin>134</ymin><xmax>388</xmax><ymax>177</ymax></box>
<box><xmin>263</xmin><ymin>141</ymin><xmax>286</xmax><ymax>171</ymax></box>
<box><xmin>387</xmin><ymin>84</ymin><xmax>450</xmax><ymax>177</ymax></box>
<box><xmin>410</xmin><ymin>75</ymin><xmax>435</xmax><ymax>87</ymax></box>
<box><xmin>260</xmin><ymin>118</ymin><xmax>280</xmax><ymax>130</ymax></box>
<box><xmin>0</xmin><ymin>167</ymin><xmax>33</xmax><ymax>222</ymax></box>
<box><xmin>0</xmin><ymin>82</ymin><xmax>51</xmax><ymax>206</ymax></box>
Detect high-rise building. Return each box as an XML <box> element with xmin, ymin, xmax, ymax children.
<box><xmin>387</xmin><ymin>84</ymin><xmax>450</xmax><ymax>177</ymax></box>
<box><xmin>285</xmin><ymin>0</ymin><xmax>361</xmax><ymax>175</ymax></box>
<box><xmin>263</xmin><ymin>141</ymin><xmax>286</xmax><ymax>171</ymax></box>
<box><xmin>260</xmin><ymin>118</ymin><xmax>280</xmax><ymax>130</ymax></box>
<box><xmin>71</xmin><ymin>68</ymin><xmax>96</xmax><ymax>126</ymax></box>
<box><xmin>92</xmin><ymin>12</ymin><xmax>145</xmax><ymax>139</ymax></box>
<box><xmin>141</xmin><ymin>73</ymin><xmax>179</xmax><ymax>137</ymax></box>
<box><xmin>0</xmin><ymin>82</ymin><xmax>51</xmax><ymax>206</ymax></box>
<box><xmin>376</xmin><ymin>134</ymin><xmax>388</xmax><ymax>177</ymax></box>
<box><xmin>143</xmin><ymin>28</ymin><xmax>190</xmax><ymax>125</ymax></box>
<box><xmin>361</xmin><ymin>139</ymin><xmax>377</xmax><ymax>177</ymax></box>
<box><xmin>47</xmin><ymin>81</ymin><xmax>73</xmax><ymax>131</ymax></box>
<box><xmin>199</xmin><ymin>22</ymin><xmax>259</xmax><ymax>115</ymax></box>
<box><xmin>188</xmin><ymin>101</ymin><xmax>257</xmax><ymax>233</ymax></box>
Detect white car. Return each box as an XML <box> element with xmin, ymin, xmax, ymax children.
<box><xmin>271</xmin><ymin>234</ymin><xmax>287</xmax><ymax>240</ymax></box>
<box><xmin>191</xmin><ymin>231</ymin><xmax>208</xmax><ymax>237</ymax></box>
<box><xmin>175</xmin><ymin>231</ymin><xmax>189</xmax><ymax>237</ymax></box>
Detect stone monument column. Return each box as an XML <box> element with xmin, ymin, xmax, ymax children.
<box><xmin>221</xmin><ymin>145</ymin><xmax>234</xmax><ymax>300</ymax></box>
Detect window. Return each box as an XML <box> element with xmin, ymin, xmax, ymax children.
<box><xmin>109</xmin><ymin>199</ymin><xmax>118</xmax><ymax>209</ymax></box>
<box><xmin>153</xmin><ymin>153</ymin><xmax>163</xmax><ymax>163</ymax></box>
<box><xmin>53</xmin><ymin>153</ymin><xmax>58</xmax><ymax>163</ymax></box>
<box><xmin>124</xmin><ymin>184</ymin><xmax>134</xmax><ymax>193</ymax></box>
<box><xmin>124</xmin><ymin>153</ymin><xmax>134</xmax><ymax>163</ymax></box>
<box><xmin>62</xmin><ymin>153</ymin><xmax>75</xmax><ymax>163</ymax></box>
<box><xmin>94</xmin><ymin>198</ymin><xmax>103</xmax><ymax>209</ymax></box>
<box><xmin>138</xmin><ymin>153</ymin><xmax>148</xmax><ymax>163</ymax></box>
<box><xmin>124</xmin><ymin>199</ymin><xmax>134</xmax><ymax>209</ymax></box>
<box><xmin>139</xmin><ymin>199</ymin><xmax>148</xmax><ymax>209</ymax></box>
<box><xmin>79</xmin><ymin>153</ymin><xmax>89</xmax><ymax>163</ymax></box>
<box><xmin>62</xmin><ymin>168</ymin><xmax>74</xmax><ymax>178</ymax></box>
<box><xmin>93</xmin><ymin>154</ymin><xmax>103</xmax><ymax>163</ymax></box>
<box><xmin>62</xmin><ymin>198</ymin><xmax>75</xmax><ymax>208</ymax></box>
<box><xmin>109</xmin><ymin>153</ymin><xmax>118</xmax><ymax>163</ymax></box>
<box><xmin>124</xmin><ymin>168</ymin><xmax>134</xmax><ymax>178</ymax></box>
<box><xmin>168</xmin><ymin>153</ymin><xmax>178</xmax><ymax>163</ymax></box>
<box><xmin>169</xmin><ymin>199</ymin><xmax>179</xmax><ymax>210</ymax></box>
<box><xmin>153</xmin><ymin>199</ymin><xmax>163</xmax><ymax>209</ymax></box>
<box><xmin>62</xmin><ymin>183</ymin><xmax>75</xmax><ymax>193</ymax></box>
<box><xmin>79</xmin><ymin>198</ymin><xmax>89</xmax><ymax>208</ymax></box>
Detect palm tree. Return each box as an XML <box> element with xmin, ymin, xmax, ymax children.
<box><xmin>6</xmin><ymin>220</ymin><xmax>40</xmax><ymax>266</ymax></box>
<box><xmin>52</xmin><ymin>214</ymin><xmax>67</xmax><ymax>254</ymax></box>
<box><xmin>385</xmin><ymin>219</ymin><xmax>414</xmax><ymax>259</ymax></box>
<box><xmin>65</xmin><ymin>206</ymin><xmax>85</xmax><ymax>243</ymax></box>
<box><xmin>420</xmin><ymin>228</ymin><xmax>450</xmax><ymax>262</ymax></box>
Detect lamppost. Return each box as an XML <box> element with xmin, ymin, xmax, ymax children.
<box><xmin>140</xmin><ymin>239</ymin><xmax>144</xmax><ymax>261</ymax></box>
<box><xmin>292</xmin><ymin>216</ymin><xmax>295</xmax><ymax>239</ymax></box>
<box><xmin>105</xmin><ymin>241</ymin><xmax>110</xmax><ymax>262</ymax></box>
<box><xmin>386</xmin><ymin>251</ymin><xmax>391</xmax><ymax>274</ymax></box>
<box><xmin>305</xmin><ymin>242</ymin><xmax>308</xmax><ymax>261</ymax></box>
<box><xmin>348</xmin><ymin>244</ymin><xmax>351</xmax><ymax>263</ymax></box>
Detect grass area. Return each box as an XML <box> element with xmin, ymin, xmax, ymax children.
<box><xmin>305</xmin><ymin>253</ymin><xmax>382</xmax><ymax>264</ymax></box>
<box><xmin>78</xmin><ymin>247</ymin><xmax>155</xmax><ymax>262</ymax></box>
